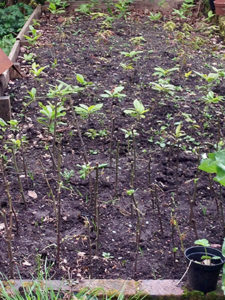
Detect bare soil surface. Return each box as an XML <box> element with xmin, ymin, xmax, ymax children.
<box><xmin>1</xmin><ymin>4</ymin><xmax>225</xmax><ymax>281</ymax></box>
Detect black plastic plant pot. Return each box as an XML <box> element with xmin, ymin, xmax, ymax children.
<box><xmin>184</xmin><ymin>246</ymin><xmax>225</xmax><ymax>294</ymax></box>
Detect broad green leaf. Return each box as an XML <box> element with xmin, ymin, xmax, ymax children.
<box><xmin>194</xmin><ymin>239</ymin><xmax>210</xmax><ymax>247</ymax></box>
<box><xmin>198</xmin><ymin>158</ymin><xmax>217</xmax><ymax>173</ymax></box>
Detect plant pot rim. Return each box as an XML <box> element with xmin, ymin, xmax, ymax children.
<box><xmin>185</xmin><ymin>246</ymin><xmax>225</xmax><ymax>267</ymax></box>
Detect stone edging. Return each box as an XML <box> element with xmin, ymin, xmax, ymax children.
<box><xmin>1</xmin><ymin>279</ymin><xmax>224</xmax><ymax>299</ymax></box>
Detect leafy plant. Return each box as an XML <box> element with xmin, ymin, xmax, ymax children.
<box><xmin>124</xmin><ymin>99</ymin><xmax>149</xmax><ymax>120</ymax></box>
<box><xmin>48</xmin><ymin>0</ymin><xmax>68</xmax><ymax>14</ymax></box>
<box><xmin>153</xmin><ymin>66</ymin><xmax>179</xmax><ymax>78</ymax></box>
<box><xmin>0</xmin><ymin>3</ymin><xmax>33</xmax><ymax>39</ymax></box>
<box><xmin>61</xmin><ymin>168</ymin><xmax>74</xmax><ymax>182</ymax></box>
<box><xmin>114</xmin><ymin>0</ymin><xmax>132</xmax><ymax>19</ymax></box>
<box><xmin>37</xmin><ymin>102</ymin><xmax>66</xmax><ymax>133</ymax></box>
<box><xmin>24</xmin><ymin>25</ymin><xmax>41</xmax><ymax>45</ymax></box>
<box><xmin>0</xmin><ymin>34</ymin><xmax>15</xmax><ymax>55</ymax></box>
<box><xmin>121</xmin><ymin>50</ymin><xmax>143</xmax><ymax>61</ymax></box>
<box><xmin>30</xmin><ymin>63</ymin><xmax>48</xmax><ymax>77</ymax></box>
<box><xmin>198</xmin><ymin>149</ymin><xmax>225</xmax><ymax>187</ymax></box>
<box><xmin>102</xmin><ymin>252</ymin><xmax>114</xmax><ymax>259</ymax></box>
<box><xmin>163</xmin><ymin>21</ymin><xmax>176</xmax><ymax>31</ymax></box>
<box><xmin>47</xmin><ymin>80</ymin><xmax>83</xmax><ymax>101</ymax></box>
<box><xmin>202</xmin><ymin>91</ymin><xmax>223</xmax><ymax>104</ymax></box>
<box><xmin>130</xmin><ymin>36</ymin><xmax>146</xmax><ymax>45</ymax></box>
<box><xmin>76</xmin><ymin>73</ymin><xmax>93</xmax><ymax>86</ymax></box>
<box><xmin>101</xmin><ymin>86</ymin><xmax>126</xmax><ymax>100</ymax></box>
<box><xmin>194</xmin><ymin>71</ymin><xmax>219</xmax><ymax>83</ymax></box>
<box><xmin>149</xmin><ymin>12</ymin><xmax>162</xmax><ymax>21</ymax></box>
<box><xmin>23</xmin><ymin>87</ymin><xmax>37</xmax><ymax>109</ymax></box>
<box><xmin>194</xmin><ymin>239</ymin><xmax>221</xmax><ymax>264</ymax></box>
<box><xmin>150</xmin><ymin>79</ymin><xmax>182</xmax><ymax>95</ymax></box>
<box><xmin>74</xmin><ymin>103</ymin><xmax>103</xmax><ymax>119</ymax></box>
<box><xmin>23</xmin><ymin>52</ymin><xmax>35</xmax><ymax>63</ymax></box>
<box><xmin>75</xmin><ymin>3</ymin><xmax>93</xmax><ymax>15</ymax></box>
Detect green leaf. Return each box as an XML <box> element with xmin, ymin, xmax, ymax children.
<box><xmin>194</xmin><ymin>239</ymin><xmax>210</xmax><ymax>247</ymax></box>
<box><xmin>198</xmin><ymin>158</ymin><xmax>217</xmax><ymax>173</ymax></box>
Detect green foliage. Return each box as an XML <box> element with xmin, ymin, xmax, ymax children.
<box><xmin>76</xmin><ymin>3</ymin><xmax>94</xmax><ymax>15</ymax></box>
<box><xmin>0</xmin><ymin>34</ymin><xmax>15</xmax><ymax>56</ymax></box>
<box><xmin>199</xmin><ymin>150</ymin><xmax>225</xmax><ymax>187</ymax></box>
<box><xmin>23</xmin><ymin>87</ymin><xmax>37</xmax><ymax>109</ymax></box>
<box><xmin>76</xmin><ymin>73</ymin><xmax>93</xmax><ymax>86</ymax></box>
<box><xmin>163</xmin><ymin>21</ymin><xmax>176</xmax><ymax>31</ymax></box>
<box><xmin>114</xmin><ymin>0</ymin><xmax>133</xmax><ymax>18</ymax></box>
<box><xmin>101</xmin><ymin>86</ymin><xmax>126</xmax><ymax>100</ymax></box>
<box><xmin>150</xmin><ymin>79</ymin><xmax>182</xmax><ymax>95</ymax></box>
<box><xmin>202</xmin><ymin>91</ymin><xmax>224</xmax><ymax>104</ymax></box>
<box><xmin>37</xmin><ymin>102</ymin><xmax>66</xmax><ymax>133</ymax></box>
<box><xmin>149</xmin><ymin>12</ymin><xmax>162</xmax><ymax>21</ymax></box>
<box><xmin>195</xmin><ymin>238</ymin><xmax>210</xmax><ymax>248</ymax></box>
<box><xmin>124</xmin><ymin>99</ymin><xmax>149</xmax><ymax>120</ymax></box>
<box><xmin>47</xmin><ymin>80</ymin><xmax>83</xmax><ymax>99</ymax></box>
<box><xmin>121</xmin><ymin>50</ymin><xmax>143</xmax><ymax>61</ymax></box>
<box><xmin>23</xmin><ymin>52</ymin><xmax>35</xmax><ymax>63</ymax></box>
<box><xmin>0</xmin><ymin>3</ymin><xmax>33</xmax><ymax>39</ymax></box>
<box><xmin>48</xmin><ymin>0</ymin><xmax>68</xmax><ymax>14</ymax></box>
<box><xmin>74</xmin><ymin>103</ymin><xmax>103</xmax><ymax>119</ymax></box>
<box><xmin>30</xmin><ymin>63</ymin><xmax>48</xmax><ymax>77</ymax></box>
<box><xmin>24</xmin><ymin>25</ymin><xmax>41</xmax><ymax>45</ymax></box>
<box><xmin>153</xmin><ymin>66</ymin><xmax>179</xmax><ymax>78</ymax></box>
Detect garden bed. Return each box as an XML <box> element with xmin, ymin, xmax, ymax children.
<box><xmin>1</xmin><ymin>2</ymin><xmax>225</xmax><ymax>283</ymax></box>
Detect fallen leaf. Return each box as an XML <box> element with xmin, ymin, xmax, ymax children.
<box><xmin>22</xmin><ymin>261</ymin><xmax>31</xmax><ymax>266</ymax></box>
<box><xmin>28</xmin><ymin>190</ymin><xmax>37</xmax><ymax>199</ymax></box>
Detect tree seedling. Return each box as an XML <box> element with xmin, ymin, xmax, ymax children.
<box><xmin>120</xmin><ymin>50</ymin><xmax>143</xmax><ymax>61</ymax></box>
<box><xmin>129</xmin><ymin>36</ymin><xmax>146</xmax><ymax>46</ymax></box>
<box><xmin>30</xmin><ymin>63</ymin><xmax>48</xmax><ymax>77</ymax></box>
<box><xmin>76</xmin><ymin>73</ymin><xmax>93</xmax><ymax>87</ymax></box>
<box><xmin>202</xmin><ymin>91</ymin><xmax>223</xmax><ymax>104</ymax></box>
<box><xmin>37</xmin><ymin>102</ymin><xmax>66</xmax><ymax>134</ymax></box>
<box><xmin>48</xmin><ymin>80</ymin><xmax>83</xmax><ymax>101</ymax></box>
<box><xmin>124</xmin><ymin>99</ymin><xmax>149</xmax><ymax>120</ymax></box>
<box><xmin>24</xmin><ymin>25</ymin><xmax>41</xmax><ymax>45</ymax></box>
<box><xmin>23</xmin><ymin>52</ymin><xmax>35</xmax><ymax>63</ymax></box>
<box><xmin>23</xmin><ymin>87</ymin><xmax>37</xmax><ymax>109</ymax></box>
<box><xmin>150</xmin><ymin>79</ymin><xmax>182</xmax><ymax>96</ymax></box>
<box><xmin>194</xmin><ymin>239</ymin><xmax>221</xmax><ymax>265</ymax></box>
<box><xmin>101</xmin><ymin>86</ymin><xmax>126</xmax><ymax>100</ymax></box>
<box><xmin>153</xmin><ymin>66</ymin><xmax>179</xmax><ymax>78</ymax></box>
<box><xmin>74</xmin><ymin>103</ymin><xmax>103</xmax><ymax>119</ymax></box>
<box><xmin>149</xmin><ymin>12</ymin><xmax>162</xmax><ymax>21</ymax></box>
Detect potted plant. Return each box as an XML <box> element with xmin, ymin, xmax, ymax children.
<box><xmin>185</xmin><ymin>239</ymin><xmax>225</xmax><ymax>293</ymax></box>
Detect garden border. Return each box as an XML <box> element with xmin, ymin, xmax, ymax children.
<box><xmin>1</xmin><ymin>279</ymin><xmax>224</xmax><ymax>299</ymax></box>
<box><xmin>0</xmin><ymin>3</ymin><xmax>225</xmax><ymax>298</ymax></box>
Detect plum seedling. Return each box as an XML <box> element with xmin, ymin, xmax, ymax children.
<box><xmin>121</xmin><ymin>50</ymin><xmax>143</xmax><ymax>61</ymax></box>
<box><xmin>194</xmin><ymin>239</ymin><xmax>221</xmax><ymax>265</ymax></box>
<box><xmin>124</xmin><ymin>99</ymin><xmax>149</xmax><ymax>120</ymax></box>
<box><xmin>153</xmin><ymin>66</ymin><xmax>179</xmax><ymax>78</ymax></box>
<box><xmin>76</xmin><ymin>73</ymin><xmax>93</xmax><ymax>87</ymax></box>
<box><xmin>74</xmin><ymin>103</ymin><xmax>103</xmax><ymax>119</ymax></box>
<box><xmin>150</xmin><ymin>79</ymin><xmax>182</xmax><ymax>96</ymax></box>
<box><xmin>30</xmin><ymin>63</ymin><xmax>48</xmax><ymax>77</ymax></box>
<box><xmin>149</xmin><ymin>12</ymin><xmax>162</xmax><ymax>21</ymax></box>
<box><xmin>37</xmin><ymin>102</ymin><xmax>66</xmax><ymax>133</ymax></box>
<box><xmin>24</xmin><ymin>25</ymin><xmax>41</xmax><ymax>45</ymax></box>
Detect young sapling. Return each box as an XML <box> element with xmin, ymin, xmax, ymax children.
<box><xmin>194</xmin><ymin>239</ymin><xmax>221</xmax><ymax>265</ymax></box>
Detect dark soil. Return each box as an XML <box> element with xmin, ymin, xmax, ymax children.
<box><xmin>1</xmin><ymin>4</ymin><xmax>225</xmax><ymax>281</ymax></box>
